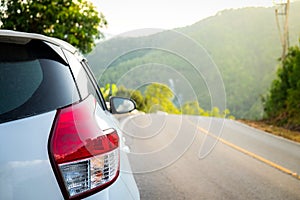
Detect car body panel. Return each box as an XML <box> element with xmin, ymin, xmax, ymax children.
<box><xmin>0</xmin><ymin>111</ymin><xmax>63</xmax><ymax>199</ymax></box>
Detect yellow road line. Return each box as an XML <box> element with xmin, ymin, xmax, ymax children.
<box><xmin>190</xmin><ymin>120</ymin><xmax>300</xmax><ymax>180</ymax></box>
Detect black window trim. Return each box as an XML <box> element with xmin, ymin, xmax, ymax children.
<box><xmin>81</xmin><ymin>60</ymin><xmax>108</xmax><ymax>111</ymax></box>
<box><xmin>60</xmin><ymin>48</ymin><xmax>83</xmax><ymax>101</ymax></box>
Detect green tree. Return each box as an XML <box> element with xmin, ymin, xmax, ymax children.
<box><xmin>264</xmin><ymin>45</ymin><xmax>300</xmax><ymax>129</ymax></box>
<box><xmin>181</xmin><ymin>101</ymin><xmax>207</xmax><ymax>116</ymax></box>
<box><xmin>0</xmin><ymin>0</ymin><xmax>106</xmax><ymax>53</ymax></box>
<box><xmin>181</xmin><ymin>101</ymin><xmax>235</xmax><ymax>119</ymax></box>
<box><xmin>100</xmin><ymin>83</ymin><xmax>118</xmax><ymax>101</ymax></box>
<box><xmin>144</xmin><ymin>83</ymin><xmax>180</xmax><ymax>114</ymax></box>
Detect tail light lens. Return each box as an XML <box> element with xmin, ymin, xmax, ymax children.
<box><xmin>49</xmin><ymin>95</ymin><xmax>119</xmax><ymax>199</ymax></box>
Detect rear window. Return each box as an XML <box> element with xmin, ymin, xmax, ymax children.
<box><xmin>0</xmin><ymin>39</ymin><xmax>79</xmax><ymax>123</ymax></box>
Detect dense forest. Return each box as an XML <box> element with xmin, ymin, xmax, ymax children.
<box><xmin>87</xmin><ymin>1</ymin><xmax>300</xmax><ymax>120</ymax></box>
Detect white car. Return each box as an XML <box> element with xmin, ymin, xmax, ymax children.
<box><xmin>0</xmin><ymin>30</ymin><xmax>140</xmax><ymax>200</ymax></box>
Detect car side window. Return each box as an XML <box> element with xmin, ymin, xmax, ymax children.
<box><xmin>81</xmin><ymin>61</ymin><xmax>107</xmax><ymax>110</ymax></box>
<box><xmin>63</xmin><ymin>50</ymin><xmax>106</xmax><ymax>110</ymax></box>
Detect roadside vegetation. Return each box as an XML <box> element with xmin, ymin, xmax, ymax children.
<box><xmin>240</xmin><ymin>41</ymin><xmax>300</xmax><ymax>143</ymax></box>
<box><xmin>263</xmin><ymin>44</ymin><xmax>300</xmax><ymax>132</ymax></box>
<box><xmin>101</xmin><ymin>83</ymin><xmax>235</xmax><ymax>119</ymax></box>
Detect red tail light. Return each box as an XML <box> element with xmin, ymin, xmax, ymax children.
<box><xmin>49</xmin><ymin>95</ymin><xmax>119</xmax><ymax>199</ymax></box>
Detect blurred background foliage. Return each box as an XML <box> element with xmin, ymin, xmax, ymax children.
<box><xmin>101</xmin><ymin>83</ymin><xmax>235</xmax><ymax>119</ymax></box>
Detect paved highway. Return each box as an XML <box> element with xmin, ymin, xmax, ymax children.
<box><xmin>118</xmin><ymin>113</ymin><xmax>300</xmax><ymax>200</ymax></box>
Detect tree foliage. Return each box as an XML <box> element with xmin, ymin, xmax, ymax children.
<box><xmin>144</xmin><ymin>83</ymin><xmax>180</xmax><ymax>114</ymax></box>
<box><xmin>264</xmin><ymin>45</ymin><xmax>300</xmax><ymax>130</ymax></box>
<box><xmin>102</xmin><ymin>83</ymin><xmax>234</xmax><ymax>119</ymax></box>
<box><xmin>181</xmin><ymin>101</ymin><xmax>207</xmax><ymax>116</ymax></box>
<box><xmin>0</xmin><ymin>0</ymin><xmax>106</xmax><ymax>53</ymax></box>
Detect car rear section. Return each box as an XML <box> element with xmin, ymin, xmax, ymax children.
<box><xmin>0</xmin><ymin>30</ymin><xmax>139</xmax><ymax>199</ymax></box>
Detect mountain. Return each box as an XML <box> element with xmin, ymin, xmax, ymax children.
<box><xmin>87</xmin><ymin>2</ymin><xmax>300</xmax><ymax>119</ymax></box>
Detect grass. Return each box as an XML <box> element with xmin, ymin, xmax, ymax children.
<box><xmin>239</xmin><ymin>119</ymin><xmax>300</xmax><ymax>143</ymax></box>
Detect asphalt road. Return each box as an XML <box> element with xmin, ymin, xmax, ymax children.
<box><xmin>119</xmin><ymin>113</ymin><xmax>300</xmax><ymax>200</ymax></box>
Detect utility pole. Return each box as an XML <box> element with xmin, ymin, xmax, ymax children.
<box><xmin>274</xmin><ymin>0</ymin><xmax>290</xmax><ymax>61</ymax></box>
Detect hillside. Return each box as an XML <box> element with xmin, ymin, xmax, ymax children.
<box><xmin>87</xmin><ymin>2</ymin><xmax>300</xmax><ymax>119</ymax></box>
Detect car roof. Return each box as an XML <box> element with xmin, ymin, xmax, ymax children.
<box><xmin>0</xmin><ymin>29</ymin><xmax>78</xmax><ymax>54</ymax></box>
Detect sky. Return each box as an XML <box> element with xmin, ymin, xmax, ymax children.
<box><xmin>90</xmin><ymin>0</ymin><xmax>276</xmax><ymax>35</ymax></box>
